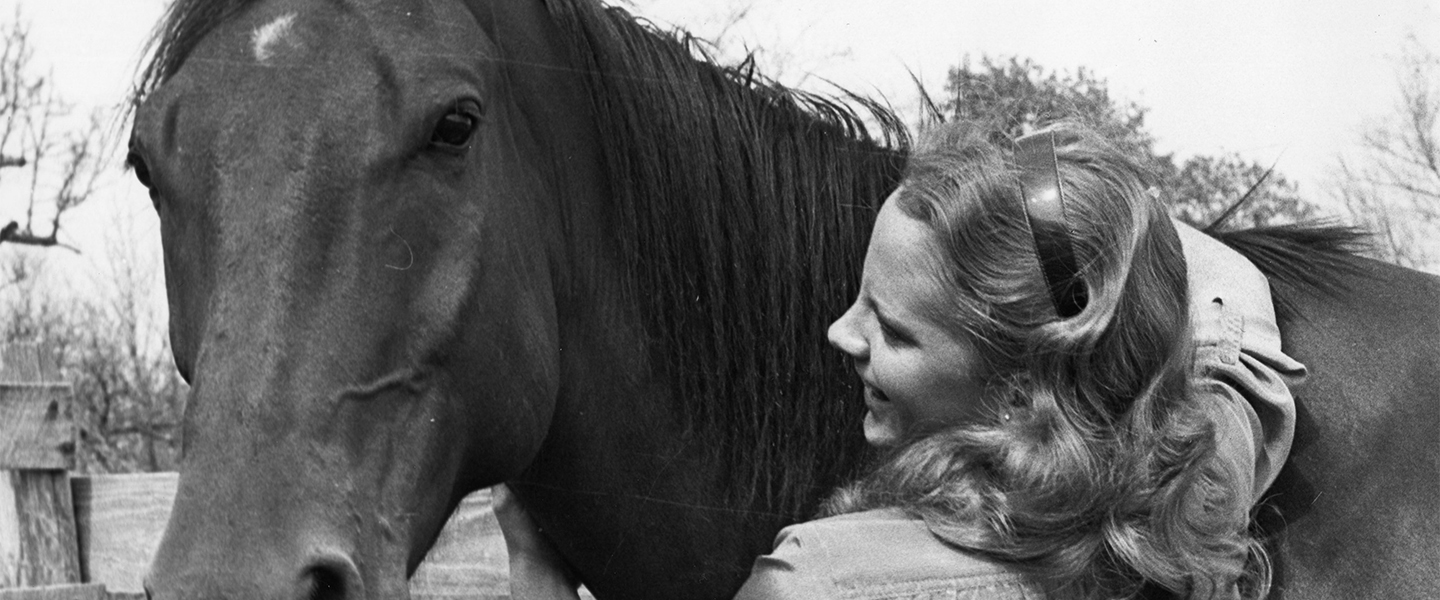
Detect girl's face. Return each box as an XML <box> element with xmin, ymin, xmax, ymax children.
<box><xmin>829</xmin><ymin>195</ymin><xmax>990</xmax><ymax>447</ymax></box>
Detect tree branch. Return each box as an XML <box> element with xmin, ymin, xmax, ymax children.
<box><xmin>0</xmin><ymin>219</ymin><xmax>80</xmax><ymax>252</ymax></box>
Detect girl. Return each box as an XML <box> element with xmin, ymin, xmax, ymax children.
<box><xmin>501</xmin><ymin>120</ymin><xmax>1303</xmax><ymax>600</ymax></box>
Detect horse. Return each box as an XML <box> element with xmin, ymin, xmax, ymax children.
<box><xmin>123</xmin><ymin>0</ymin><xmax>1440</xmax><ymax>598</ymax></box>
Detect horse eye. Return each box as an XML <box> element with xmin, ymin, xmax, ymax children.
<box><xmin>127</xmin><ymin>151</ymin><xmax>154</xmax><ymax>189</ymax></box>
<box><xmin>429</xmin><ymin>101</ymin><xmax>481</xmax><ymax>150</ymax></box>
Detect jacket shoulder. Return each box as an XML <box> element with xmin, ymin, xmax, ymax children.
<box><xmin>735</xmin><ymin>509</ymin><xmax>1044</xmax><ymax>599</ymax></box>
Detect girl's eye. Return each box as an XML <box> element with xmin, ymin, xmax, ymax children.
<box><xmin>879</xmin><ymin>319</ymin><xmax>912</xmax><ymax>346</ymax></box>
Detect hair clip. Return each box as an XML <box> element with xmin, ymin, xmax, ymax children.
<box><xmin>1015</xmin><ymin>131</ymin><xmax>1087</xmax><ymax>318</ymax></box>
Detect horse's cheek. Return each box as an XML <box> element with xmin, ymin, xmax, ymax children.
<box><xmin>451</xmin><ymin>261</ymin><xmax>561</xmax><ymax>483</ymax></box>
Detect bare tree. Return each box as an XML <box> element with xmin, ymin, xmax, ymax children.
<box><xmin>0</xmin><ymin>9</ymin><xmax>181</xmax><ymax>472</ymax></box>
<box><xmin>0</xmin><ymin>10</ymin><xmax>109</xmax><ymax>251</ymax></box>
<box><xmin>1</xmin><ymin>213</ymin><xmax>185</xmax><ymax>474</ymax></box>
<box><xmin>1333</xmin><ymin>36</ymin><xmax>1440</xmax><ymax>272</ymax></box>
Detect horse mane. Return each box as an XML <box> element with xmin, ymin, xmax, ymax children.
<box><xmin>545</xmin><ymin>1</ymin><xmax>908</xmax><ymax>516</ymax></box>
<box><xmin>1208</xmin><ymin>223</ymin><xmax>1375</xmax><ymax>323</ymax></box>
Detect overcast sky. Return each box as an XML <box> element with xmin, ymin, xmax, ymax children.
<box><xmin>635</xmin><ymin>0</ymin><xmax>1440</xmax><ymax>195</ymax></box>
<box><xmin>3</xmin><ymin>0</ymin><xmax>1438</xmax><ymax>301</ymax></box>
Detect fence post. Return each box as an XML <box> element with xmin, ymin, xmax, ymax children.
<box><xmin>0</xmin><ymin>342</ymin><xmax>81</xmax><ymax>589</ymax></box>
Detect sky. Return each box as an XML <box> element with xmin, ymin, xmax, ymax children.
<box><xmin>1</xmin><ymin>0</ymin><xmax>1437</xmax><ymax>310</ymax></box>
<box><xmin>633</xmin><ymin>0</ymin><xmax>1440</xmax><ymax>194</ymax></box>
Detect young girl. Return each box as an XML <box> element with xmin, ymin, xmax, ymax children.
<box><xmin>499</xmin><ymin>120</ymin><xmax>1303</xmax><ymax>600</ymax></box>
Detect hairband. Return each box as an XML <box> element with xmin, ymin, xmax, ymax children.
<box><xmin>1015</xmin><ymin>130</ymin><xmax>1087</xmax><ymax>318</ymax></box>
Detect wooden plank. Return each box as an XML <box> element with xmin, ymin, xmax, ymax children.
<box><xmin>2</xmin><ymin>339</ymin><xmax>72</xmax><ymax>471</ymax></box>
<box><xmin>0</xmin><ymin>385</ymin><xmax>75</xmax><ymax>470</ymax></box>
<box><xmin>410</xmin><ymin>491</ymin><xmax>509</xmax><ymax>599</ymax></box>
<box><xmin>0</xmin><ymin>345</ymin><xmax>58</xmax><ymax>385</ymax></box>
<box><xmin>73</xmin><ymin>474</ymin><xmax>592</xmax><ymax>598</ymax></box>
<box><xmin>1</xmin><ymin>343</ymin><xmax>80</xmax><ymax>590</ymax></box>
<box><xmin>0</xmin><ymin>472</ymin><xmax>81</xmax><ymax>588</ymax></box>
<box><xmin>70</xmin><ymin>474</ymin><xmax>175</xmax><ymax>594</ymax></box>
<box><xmin>0</xmin><ymin>583</ymin><xmax>105</xmax><ymax>600</ymax></box>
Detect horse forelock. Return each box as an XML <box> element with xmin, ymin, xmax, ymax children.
<box><xmin>545</xmin><ymin>0</ymin><xmax>908</xmax><ymax>518</ymax></box>
<box><xmin>136</xmin><ymin>0</ymin><xmax>256</xmax><ymax>102</ymax></box>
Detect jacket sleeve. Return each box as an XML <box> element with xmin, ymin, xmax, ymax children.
<box><xmin>733</xmin><ymin>527</ymin><xmax>835</xmax><ymax>599</ymax></box>
<box><xmin>1177</xmin><ymin>219</ymin><xmax>1306</xmax><ymax>503</ymax></box>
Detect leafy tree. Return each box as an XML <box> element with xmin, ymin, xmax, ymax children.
<box><xmin>1331</xmin><ymin>36</ymin><xmax>1439</xmax><ymax>272</ymax></box>
<box><xmin>1170</xmin><ymin>155</ymin><xmax>1318</xmax><ymax>228</ymax></box>
<box><xmin>938</xmin><ymin>56</ymin><xmax>1319</xmax><ymax>229</ymax></box>
<box><xmin>943</xmin><ymin>56</ymin><xmax>1153</xmax><ymax>152</ymax></box>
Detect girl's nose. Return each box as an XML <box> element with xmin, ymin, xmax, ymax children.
<box><xmin>827</xmin><ymin>302</ymin><xmax>869</xmax><ymax>360</ymax></box>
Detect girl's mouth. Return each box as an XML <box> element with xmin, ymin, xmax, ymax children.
<box><xmin>864</xmin><ymin>384</ymin><xmax>891</xmax><ymax>405</ymax></box>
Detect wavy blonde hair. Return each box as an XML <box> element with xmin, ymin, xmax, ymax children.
<box><xmin>824</xmin><ymin>121</ymin><xmax>1267</xmax><ymax>599</ymax></box>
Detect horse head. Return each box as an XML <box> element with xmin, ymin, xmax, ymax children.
<box><xmin>127</xmin><ymin>0</ymin><xmax>608</xmax><ymax>597</ymax></box>
<box><xmin>129</xmin><ymin>0</ymin><xmax>912</xmax><ymax>596</ymax></box>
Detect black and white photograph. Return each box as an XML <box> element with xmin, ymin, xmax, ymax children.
<box><xmin>1</xmin><ymin>1</ymin><xmax>1437</xmax><ymax>598</ymax></box>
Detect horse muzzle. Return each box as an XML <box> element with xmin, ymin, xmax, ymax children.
<box><xmin>145</xmin><ymin>549</ymin><xmax>383</xmax><ymax>600</ymax></box>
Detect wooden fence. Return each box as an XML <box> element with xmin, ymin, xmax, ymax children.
<box><xmin>68</xmin><ymin>473</ymin><xmax>513</xmax><ymax>600</ymax></box>
<box><xmin>0</xmin><ymin>343</ymin><xmax>579</xmax><ymax>600</ymax></box>
<box><xmin>1</xmin><ymin>342</ymin><xmax>93</xmax><ymax>600</ymax></box>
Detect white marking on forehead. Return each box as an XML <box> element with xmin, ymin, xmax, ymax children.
<box><xmin>252</xmin><ymin>12</ymin><xmax>299</xmax><ymax>64</ymax></box>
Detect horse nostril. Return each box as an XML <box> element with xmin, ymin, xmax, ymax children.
<box><xmin>301</xmin><ymin>558</ymin><xmax>358</xmax><ymax>600</ymax></box>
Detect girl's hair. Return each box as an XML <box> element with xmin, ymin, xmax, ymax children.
<box><xmin>823</xmin><ymin>120</ymin><xmax>1268</xmax><ymax>599</ymax></box>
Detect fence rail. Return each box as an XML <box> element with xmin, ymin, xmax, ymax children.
<box><xmin>71</xmin><ymin>473</ymin><xmax>513</xmax><ymax>599</ymax></box>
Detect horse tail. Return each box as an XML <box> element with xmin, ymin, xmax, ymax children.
<box><xmin>1205</xmin><ymin>222</ymin><xmax>1375</xmax><ymax>322</ymax></box>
